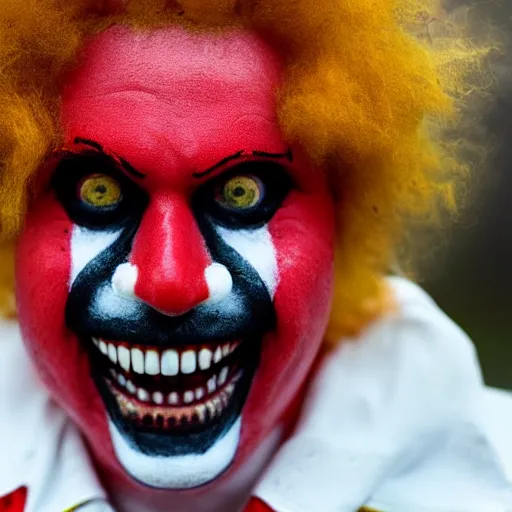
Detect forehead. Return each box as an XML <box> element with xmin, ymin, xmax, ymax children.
<box><xmin>61</xmin><ymin>26</ymin><xmax>285</xmax><ymax>185</ymax></box>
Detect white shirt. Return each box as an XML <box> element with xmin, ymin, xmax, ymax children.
<box><xmin>1</xmin><ymin>278</ymin><xmax>511</xmax><ymax>512</ymax></box>
<box><xmin>0</xmin><ymin>320</ymin><xmax>111</xmax><ymax>512</ymax></box>
<box><xmin>255</xmin><ymin>278</ymin><xmax>512</xmax><ymax>511</ymax></box>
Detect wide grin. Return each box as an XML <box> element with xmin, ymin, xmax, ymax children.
<box><xmin>91</xmin><ymin>337</ymin><xmax>244</xmax><ymax>433</ymax></box>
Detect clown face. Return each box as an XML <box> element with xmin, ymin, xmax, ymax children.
<box><xmin>16</xmin><ymin>26</ymin><xmax>335</xmax><ymax>490</ymax></box>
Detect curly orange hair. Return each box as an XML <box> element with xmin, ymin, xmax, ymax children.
<box><xmin>0</xmin><ymin>0</ymin><xmax>481</xmax><ymax>339</ymax></box>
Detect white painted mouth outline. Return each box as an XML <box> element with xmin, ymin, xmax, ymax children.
<box><xmin>109</xmin><ymin>416</ymin><xmax>243</xmax><ymax>489</ymax></box>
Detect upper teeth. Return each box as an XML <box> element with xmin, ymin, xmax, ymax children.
<box><xmin>91</xmin><ymin>338</ymin><xmax>239</xmax><ymax>376</ymax></box>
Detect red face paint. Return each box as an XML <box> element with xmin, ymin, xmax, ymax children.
<box><xmin>16</xmin><ymin>26</ymin><xmax>335</xmax><ymax>491</ymax></box>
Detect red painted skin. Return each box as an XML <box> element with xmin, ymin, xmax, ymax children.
<box><xmin>16</xmin><ymin>26</ymin><xmax>336</xmax><ymax>501</ymax></box>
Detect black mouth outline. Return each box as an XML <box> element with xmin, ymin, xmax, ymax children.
<box><xmin>85</xmin><ymin>334</ymin><xmax>262</xmax><ymax>458</ymax></box>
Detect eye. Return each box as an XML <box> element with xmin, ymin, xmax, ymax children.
<box><xmin>195</xmin><ymin>161</ymin><xmax>292</xmax><ymax>229</ymax></box>
<box><xmin>217</xmin><ymin>175</ymin><xmax>263</xmax><ymax>210</ymax></box>
<box><xmin>79</xmin><ymin>174</ymin><xmax>123</xmax><ymax>209</ymax></box>
<box><xmin>52</xmin><ymin>153</ymin><xmax>148</xmax><ymax>230</ymax></box>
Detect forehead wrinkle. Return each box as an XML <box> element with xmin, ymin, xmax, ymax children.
<box><xmin>70</xmin><ymin>71</ymin><xmax>277</xmax><ymax>104</ymax></box>
<box><xmin>62</xmin><ymin>27</ymin><xmax>283</xmax><ymax>104</ymax></box>
<box><xmin>76</xmin><ymin>87</ymin><xmax>274</xmax><ymax>118</ymax></box>
<box><xmin>85</xmin><ymin>95</ymin><xmax>276</xmax><ymax>146</ymax></box>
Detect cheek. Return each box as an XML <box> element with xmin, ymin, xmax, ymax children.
<box><xmin>17</xmin><ymin>196</ymin><xmax>72</xmax><ymax>354</ymax></box>
<box><xmin>268</xmin><ymin>192</ymin><xmax>335</xmax><ymax>390</ymax></box>
<box><xmin>15</xmin><ymin>195</ymin><xmax>111</xmax><ymax>451</ymax></box>
<box><xmin>238</xmin><ymin>189</ymin><xmax>335</xmax><ymax>453</ymax></box>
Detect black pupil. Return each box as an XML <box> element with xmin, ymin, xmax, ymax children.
<box><xmin>232</xmin><ymin>186</ymin><xmax>246</xmax><ymax>197</ymax></box>
<box><xmin>95</xmin><ymin>184</ymin><xmax>107</xmax><ymax>194</ymax></box>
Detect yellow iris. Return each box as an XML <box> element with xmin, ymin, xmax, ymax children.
<box><xmin>221</xmin><ymin>176</ymin><xmax>261</xmax><ymax>210</ymax></box>
<box><xmin>80</xmin><ymin>174</ymin><xmax>122</xmax><ymax>208</ymax></box>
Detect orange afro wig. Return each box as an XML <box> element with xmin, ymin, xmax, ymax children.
<box><xmin>0</xmin><ymin>0</ymin><xmax>482</xmax><ymax>340</ymax></box>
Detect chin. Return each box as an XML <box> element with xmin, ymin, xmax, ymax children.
<box><xmin>86</xmin><ymin>333</ymin><xmax>262</xmax><ymax>489</ymax></box>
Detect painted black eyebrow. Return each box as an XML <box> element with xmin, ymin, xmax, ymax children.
<box><xmin>252</xmin><ymin>149</ymin><xmax>294</xmax><ymax>162</ymax></box>
<box><xmin>193</xmin><ymin>149</ymin><xmax>294</xmax><ymax>179</ymax></box>
<box><xmin>73</xmin><ymin>137</ymin><xmax>146</xmax><ymax>179</ymax></box>
<box><xmin>74</xmin><ymin>137</ymin><xmax>103</xmax><ymax>152</ymax></box>
<box><xmin>193</xmin><ymin>151</ymin><xmax>244</xmax><ymax>179</ymax></box>
<box><xmin>118</xmin><ymin>157</ymin><xmax>146</xmax><ymax>179</ymax></box>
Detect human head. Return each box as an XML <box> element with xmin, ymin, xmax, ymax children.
<box><xmin>17</xmin><ymin>24</ymin><xmax>336</xmax><ymax>488</ymax></box>
<box><xmin>0</xmin><ymin>0</ymin><xmax>470</xmax><ymax>491</ymax></box>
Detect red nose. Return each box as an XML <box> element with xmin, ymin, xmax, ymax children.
<box><xmin>130</xmin><ymin>192</ymin><xmax>211</xmax><ymax>316</ymax></box>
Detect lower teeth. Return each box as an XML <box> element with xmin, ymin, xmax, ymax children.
<box><xmin>107</xmin><ymin>372</ymin><xmax>241</xmax><ymax>429</ymax></box>
<box><xmin>110</xmin><ymin>366</ymin><xmax>231</xmax><ymax>407</ymax></box>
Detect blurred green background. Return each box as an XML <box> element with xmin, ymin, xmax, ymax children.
<box><xmin>422</xmin><ymin>0</ymin><xmax>512</xmax><ymax>389</ymax></box>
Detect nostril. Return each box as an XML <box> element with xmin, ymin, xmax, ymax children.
<box><xmin>204</xmin><ymin>263</ymin><xmax>233</xmax><ymax>305</ymax></box>
<box><xmin>112</xmin><ymin>262</ymin><xmax>138</xmax><ymax>299</ymax></box>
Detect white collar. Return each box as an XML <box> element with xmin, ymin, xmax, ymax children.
<box><xmin>255</xmin><ymin>278</ymin><xmax>512</xmax><ymax>512</ymax></box>
<box><xmin>0</xmin><ymin>322</ymin><xmax>109</xmax><ymax>512</ymax></box>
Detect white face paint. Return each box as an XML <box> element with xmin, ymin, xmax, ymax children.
<box><xmin>216</xmin><ymin>226</ymin><xmax>278</xmax><ymax>297</ymax></box>
<box><xmin>109</xmin><ymin>417</ymin><xmax>242</xmax><ymax>489</ymax></box>
<box><xmin>111</xmin><ymin>262</ymin><xmax>138</xmax><ymax>299</ymax></box>
<box><xmin>204</xmin><ymin>263</ymin><xmax>233</xmax><ymax>305</ymax></box>
<box><xmin>70</xmin><ymin>226</ymin><xmax>122</xmax><ymax>288</ymax></box>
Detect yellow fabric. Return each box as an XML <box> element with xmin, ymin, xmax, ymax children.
<box><xmin>63</xmin><ymin>499</ymin><xmax>111</xmax><ymax>511</ymax></box>
<box><xmin>63</xmin><ymin>502</ymin><xmax>87</xmax><ymax>512</ymax></box>
<box><xmin>0</xmin><ymin>0</ymin><xmax>484</xmax><ymax>340</ymax></box>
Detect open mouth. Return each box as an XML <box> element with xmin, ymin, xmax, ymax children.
<box><xmin>93</xmin><ymin>337</ymin><xmax>244</xmax><ymax>431</ymax></box>
<box><xmin>88</xmin><ymin>335</ymin><xmax>259</xmax><ymax>456</ymax></box>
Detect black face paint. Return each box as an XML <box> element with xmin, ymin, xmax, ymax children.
<box><xmin>196</xmin><ymin>161</ymin><xmax>292</xmax><ymax>230</ymax></box>
<box><xmin>52</xmin><ymin>152</ymin><xmax>148</xmax><ymax>230</ymax></box>
<box><xmin>58</xmin><ymin>158</ymin><xmax>292</xmax><ymax>458</ymax></box>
